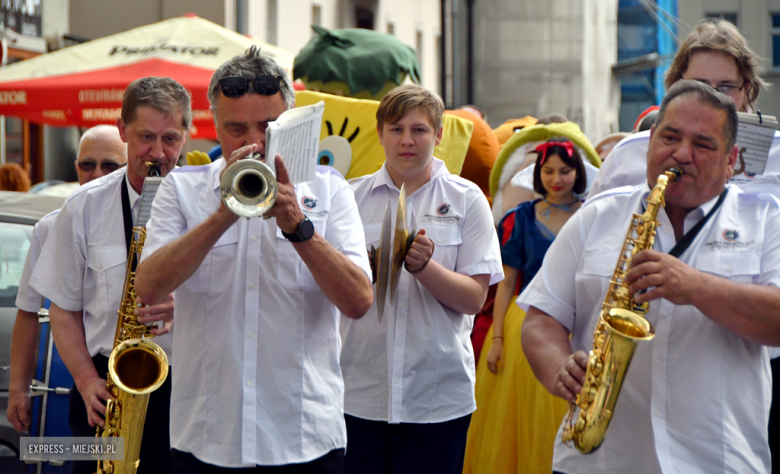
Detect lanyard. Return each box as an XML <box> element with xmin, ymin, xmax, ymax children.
<box><xmin>120</xmin><ymin>177</ymin><xmax>134</xmax><ymax>256</ymax></box>
<box><xmin>666</xmin><ymin>188</ymin><xmax>728</xmax><ymax>259</ymax></box>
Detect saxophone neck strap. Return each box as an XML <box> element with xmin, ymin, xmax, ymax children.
<box><xmin>120</xmin><ymin>178</ymin><xmax>135</xmax><ymax>267</ymax></box>
<box><xmin>667</xmin><ymin>188</ymin><xmax>728</xmax><ymax>259</ymax></box>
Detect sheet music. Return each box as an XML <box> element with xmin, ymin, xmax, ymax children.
<box><xmin>734</xmin><ymin>112</ymin><xmax>777</xmax><ymax>176</ymax></box>
<box><xmin>135</xmin><ymin>177</ymin><xmax>163</xmax><ymax>227</ymax></box>
<box><xmin>265</xmin><ymin>101</ymin><xmax>325</xmax><ymax>184</ymax></box>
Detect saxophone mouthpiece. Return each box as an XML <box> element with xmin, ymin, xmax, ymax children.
<box><xmin>667</xmin><ymin>167</ymin><xmax>682</xmax><ymax>182</ymax></box>
<box><xmin>145</xmin><ymin>161</ymin><xmax>161</xmax><ymax>177</ymax></box>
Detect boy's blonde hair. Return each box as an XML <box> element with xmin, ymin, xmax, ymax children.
<box><xmin>376</xmin><ymin>84</ymin><xmax>444</xmax><ymax>131</ymax></box>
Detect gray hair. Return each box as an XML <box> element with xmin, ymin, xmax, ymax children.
<box><xmin>208</xmin><ymin>46</ymin><xmax>294</xmax><ymax>113</ymax></box>
<box><xmin>656</xmin><ymin>79</ymin><xmax>738</xmax><ymax>149</ymax></box>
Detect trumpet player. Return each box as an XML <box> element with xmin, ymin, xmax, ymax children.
<box><xmin>30</xmin><ymin>77</ymin><xmax>189</xmax><ymax>473</ymax></box>
<box><xmin>521</xmin><ymin>80</ymin><xmax>780</xmax><ymax>474</ymax></box>
<box><xmin>134</xmin><ymin>47</ymin><xmax>373</xmax><ymax>473</ymax></box>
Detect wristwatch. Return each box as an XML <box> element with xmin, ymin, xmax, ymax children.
<box><xmin>282</xmin><ymin>216</ymin><xmax>315</xmax><ymax>242</ymax></box>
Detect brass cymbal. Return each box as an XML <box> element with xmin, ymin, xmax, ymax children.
<box><xmin>376</xmin><ymin>203</ymin><xmax>392</xmax><ymax>323</ymax></box>
<box><xmin>390</xmin><ymin>183</ymin><xmax>417</xmax><ymax>307</ymax></box>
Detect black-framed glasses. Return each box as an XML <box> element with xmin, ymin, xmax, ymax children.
<box><xmin>76</xmin><ymin>161</ymin><xmax>127</xmax><ymax>173</ymax></box>
<box><xmin>695</xmin><ymin>79</ymin><xmax>746</xmax><ymax>96</ymax></box>
<box><xmin>218</xmin><ymin>75</ymin><xmax>286</xmax><ymax>98</ymax></box>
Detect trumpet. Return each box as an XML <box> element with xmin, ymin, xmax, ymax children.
<box><xmin>220</xmin><ymin>153</ymin><xmax>277</xmax><ymax>217</ymax></box>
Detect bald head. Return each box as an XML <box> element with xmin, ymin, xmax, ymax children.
<box><xmin>75</xmin><ymin>125</ymin><xmax>128</xmax><ymax>185</ymax></box>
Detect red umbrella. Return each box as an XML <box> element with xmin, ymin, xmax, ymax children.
<box><xmin>0</xmin><ymin>15</ymin><xmax>294</xmax><ymax>140</ymax></box>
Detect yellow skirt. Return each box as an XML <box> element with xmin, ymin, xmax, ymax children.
<box><xmin>463</xmin><ymin>304</ymin><xmax>569</xmax><ymax>474</ymax></box>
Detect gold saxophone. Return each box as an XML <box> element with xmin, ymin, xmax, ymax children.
<box><xmin>96</xmin><ymin>164</ymin><xmax>169</xmax><ymax>474</ymax></box>
<box><xmin>561</xmin><ymin>167</ymin><xmax>682</xmax><ymax>454</ymax></box>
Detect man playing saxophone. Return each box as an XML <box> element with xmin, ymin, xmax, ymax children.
<box><xmin>30</xmin><ymin>77</ymin><xmax>190</xmax><ymax>474</ymax></box>
<box><xmin>133</xmin><ymin>47</ymin><xmax>373</xmax><ymax>473</ymax></box>
<box><xmin>521</xmin><ymin>80</ymin><xmax>780</xmax><ymax>474</ymax></box>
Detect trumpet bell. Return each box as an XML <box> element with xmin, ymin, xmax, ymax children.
<box><xmin>220</xmin><ymin>157</ymin><xmax>278</xmax><ymax>217</ymax></box>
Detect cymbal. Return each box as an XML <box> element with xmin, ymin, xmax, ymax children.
<box><xmin>376</xmin><ymin>203</ymin><xmax>392</xmax><ymax>323</ymax></box>
<box><xmin>390</xmin><ymin>184</ymin><xmax>417</xmax><ymax>307</ymax></box>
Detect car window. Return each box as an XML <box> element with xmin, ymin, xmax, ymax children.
<box><xmin>0</xmin><ymin>222</ymin><xmax>32</xmax><ymax>307</ymax></box>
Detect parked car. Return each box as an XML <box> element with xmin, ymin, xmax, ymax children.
<box><xmin>0</xmin><ymin>191</ymin><xmax>73</xmax><ymax>474</ymax></box>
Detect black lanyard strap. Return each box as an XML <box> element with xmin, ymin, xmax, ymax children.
<box><xmin>668</xmin><ymin>188</ymin><xmax>728</xmax><ymax>259</ymax></box>
<box><xmin>120</xmin><ymin>177</ymin><xmax>134</xmax><ymax>256</ymax></box>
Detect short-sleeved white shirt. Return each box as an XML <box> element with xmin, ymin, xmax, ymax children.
<box><xmin>15</xmin><ymin>209</ymin><xmax>59</xmax><ymax>312</ymax></box>
<box><xmin>518</xmin><ymin>184</ymin><xmax>778</xmax><ymax>474</ymax></box>
<box><xmin>341</xmin><ymin>158</ymin><xmax>503</xmax><ymax>424</ymax></box>
<box><xmin>141</xmin><ymin>160</ymin><xmax>371</xmax><ymax>467</ymax></box>
<box><xmin>588</xmin><ymin>130</ymin><xmax>780</xmax><ymax>198</ymax></box>
<box><xmin>30</xmin><ymin>169</ymin><xmax>173</xmax><ymax>360</ymax></box>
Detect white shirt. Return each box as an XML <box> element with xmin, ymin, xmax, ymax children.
<box><xmin>589</xmin><ymin>130</ymin><xmax>780</xmax><ymax>198</ymax></box>
<box><xmin>30</xmin><ymin>169</ymin><xmax>173</xmax><ymax>361</ymax></box>
<box><xmin>142</xmin><ymin>160</ymin><xmax>371</xmax><ymax>467</ymax></box>
<box><xmin>15</xmin><ymin>209</ymin><xmax>59</xmax><ymax>312</ymax></box>
<box><xmin>342</xmin><ymin>158</ymin><xmax>503</xmax><ymax>424</ymax></box>
<box><xmin>518</xmin><ymin>184</ymin><xmax>778</xmax><ymax>474</ymax></box>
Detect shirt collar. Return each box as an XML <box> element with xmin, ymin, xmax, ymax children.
<box><xmin>641</xmin><ymin>181</ymin><xmax>725</xmax><ymax>219</ymax></box>
<box><xmin>372</xmin><ymin>157</ymin><xmax>449</xmax><ymax>194</ymax></box>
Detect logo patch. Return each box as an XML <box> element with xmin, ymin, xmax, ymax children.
<box><xmin>745</xmin><ymin>171</ymin><xmax>757</xmax><ymax>178</ymax></box>
<box><xmin>437</xmin><ymin>204</ymin><xmax>451</xmax><ymax>215</ymax></box>
<box><xmin>302</xmin><ymin>196</ymin><xmax>318</xmax><ymax>209</ymax></box>
<box><xmin>723</xmin><ymin>229</ymin><xmax>739</xmax><ymax>241</ymax></box>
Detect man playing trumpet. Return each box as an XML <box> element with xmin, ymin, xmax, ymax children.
<box><xmin>134</xmin><ymin>47</ymin><xmax>373</xmax><ymax>473</ymax></box>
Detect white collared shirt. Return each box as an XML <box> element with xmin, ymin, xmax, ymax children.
<box><xmin>341</xmin><ymin>158</ymin><xmax>503</xmax><ymax>424</ymax></box>
<box><xmin>588</xmin><ymin>130</ymin><xmax>780</xmax><ymax>198</ymax></box>
<box><xmin>15</xmin><ymin>209</ymin><xmax>59</xmax><ymax>312</ymax></box>
<box><xmin>141</xmin><ymin>160</ymin><xmax>371</xmax><ymax>467</ymax></box>
<box><xmin>30</xmin><ymin>169</ymin><xmax>173</xmax><ymax>361</ymax></box>
<box><xmin>518</xmin><ymin>183</ymin><xmax>779</xmax><ymax>474</ymax></box>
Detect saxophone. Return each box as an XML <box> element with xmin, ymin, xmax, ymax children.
<box><xmin>96</xmin><ymin>164</ymin><xmax>169</xmax><ymax>474</ymax></box>
<box><xmin>561</xmin><ymin>167</ymin><xmax>682</xmax><ymax>454</ymax></box>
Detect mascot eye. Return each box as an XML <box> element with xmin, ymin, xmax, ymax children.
<box><xmin>317</xmin><ymin>135</ymin><xmax>353</xmax><ymax>177</ymax></box>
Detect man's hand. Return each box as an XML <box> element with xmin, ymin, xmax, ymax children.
<box><xmin>552</xmin><ymin>351</ymin><xmax>588</xmax><ymax>402</ymax></box>
<box><xmin>219</xmin><ymin>144</ymin><xmax>258</xmax><ymax>182</ymax></box>
<box><xmin>135</xmin><ymin>293</ymin><xmax>174</xmax><ymax>335</ymax></box>
<box><xmin>78</xmin><ymin>377</ymin><xmax>112</xmax><ymax>428</ymax></box>
<box><xmin>486</xmin><ymin>338</ymin><xmax>503</xmax><ymax>375</ymax></box>
<box><xmin>7</xmin><ymin>388</ymin><xmax>31</xmax><ymax>432</ymax></box>
<box><xmin>265</xmin><ymin>155</ymin><xmax>304</xmax><ymax>234</ymax></box>
<box><xmin>625</xmin><ymin>249</ymin><xmax>702</xmax><ymax>305</ymax></box>
<box><xmin>405</xmin><ymin>229</ymin><xmax>435</xmax><ymax>274</ymax></box>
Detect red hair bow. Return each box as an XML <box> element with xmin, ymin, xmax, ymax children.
<box><xmin>535</xmin><ymin>141</ymin><xmax>574</xmax><ymax>166</ymax></box>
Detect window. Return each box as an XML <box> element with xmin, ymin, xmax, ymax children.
<box><xmin>267</xmin><ymin>0</ymin><xmax>278</xmax><ymax>45</ymax></box>
<box><xmin>705</xmin><ymin>12</ymin><xmax>737</xmax><ymax>26</ymax></box>
<box><xmin>355</xmin><ymin>6</ymin><xmax>374</xmax><ymax>30</ymax></box>
<box><xmin>773</xmin><ymin>14</ymin><xmax>780</xmax><ymax>68</ymax></box>
<box><xmin>0</xmin><ymin>222</ymin><xmax>32</xmax><ymax>307</ymax></box>
<box><xmin>312</xmin><ymin>4</ymin><xmax>322</xmax><ymax>28</ymax></box>
<box><xmin>387</xmin><ymin>22</ymin><xmax>395</xmax><ymax>35</ymax></box>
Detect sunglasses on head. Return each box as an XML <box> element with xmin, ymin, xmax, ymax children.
<box><xmin>218</xmin><ymin>75</ymin><xmax>286</xmax><ymax>98</ymax></box>
<box><xmin>76</xmin><ymin>161</ymin><xmax>127</xmax><ymax>173</ymax></box>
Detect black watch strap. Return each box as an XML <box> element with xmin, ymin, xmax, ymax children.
<box><xmin>282</xmin><ymin>216</ymin><xmax>314</xmax><ymax>242</ymax></box>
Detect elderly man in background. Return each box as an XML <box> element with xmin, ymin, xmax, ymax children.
<box><xmin>7</xmin><ymin>124</ymin><xmax>127</xmax><ymax>433</ymax></box>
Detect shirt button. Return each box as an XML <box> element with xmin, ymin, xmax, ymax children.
<box><xmin>248</xmin><ymin>332</ymin><xmax>254</xmax><ymax>338</ymax></box>
<box><xmin>249</xmin><ymin>282</ymin><xmax>257</xmax><ymax>289</ymax></box>
<box><xmin>396</xmin><ymin>342</ymin><xmax>402</xmax><ymax>347</ymax></box>
<box><xmin>247</xmin><ymin>380</ymin><xmax>253</xmax><ymax>387</ymax></box>
<box><xmin>394</xmin><ymin>379</ymin><xmax>400</xmax><ymax>384</ymax></box>
<box><xmin>251</xmin><ymin>235</ymin><xmax>258</xmax><ymax>242</ymax></box>
<box><xmin>660</xmin><ymin>311</ymin><xmax>668</xmax><ymax>318</ymax></box>
<box><xmin>654</xmin><ymin>409</ymin><xmax>661</xmax><ymax>416</ymax></box>
<box><xmin>725</xmin><ymin>265</ymin><xmax>732</xmax><ymax>272</ymax></box>
<box><xmin>437</xmin><ymin>237</ymin><xmax>444</xmax><ymax>243</ymax></box>
<box><xmin>400</xmin><ymin>304</ymin><xmax>406</xmax><ymax>309</ymax></box>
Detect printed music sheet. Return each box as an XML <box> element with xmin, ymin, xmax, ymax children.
<box><xmin>265</xmin><ymin>101</ymin><xmax>325</xmax><ymax>184</ymax></box>
<box><xmin>735</xmin><ymin>112</ymin><xmax>777</xmax><ymax>175</ymax></box>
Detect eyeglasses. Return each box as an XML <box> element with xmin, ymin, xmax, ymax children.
<box><xmin>76</xmin><ymin>161</ymin><xmax>127</xmax><ymax>173</ymax></box>
<box><xmin>218</xmin><ymin>75</ymin><xmax>286</xmax><ymax>98</ymax></box>
<box><xmin>696</xmin><ymin>80</ymin><xmax>746</xmax><ymax>96</ymax></box>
